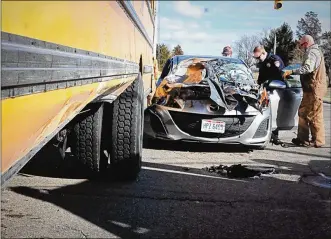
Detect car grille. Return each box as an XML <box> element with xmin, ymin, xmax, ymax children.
<box><xmin>169</xmin><ymin>111</ymin><xmax>256</xmax><ymax>138</ymax></box>
<box><xmin>253</xmin><ymin>117</ymin><xmax>269</xmax><ymax>138</ymax></box>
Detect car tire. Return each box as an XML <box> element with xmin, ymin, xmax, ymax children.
<box><xmin>110</xmin><ymin>75</ymin><xmax>144</xmax><ymax>181</ymax></box>
<box><xmin>72</xmin><ymin>103</ymin><xmax>108</xmax><ymax>174</ymax></box>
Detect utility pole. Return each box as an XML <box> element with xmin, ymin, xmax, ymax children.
<box><xmin>273</xmin><ymin>32</ymin><xmax>277</xmax><ymax>54</ymax></box>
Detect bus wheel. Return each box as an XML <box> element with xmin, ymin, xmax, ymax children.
<box><xmin>72</xmin><ymin>103</ymin><xmax>108</xmax><ymax>174</ymax></box>
<box><xmin>110</xmin><ymin>75</ymin><xmax>144</xmax><ymax>180</ymax></box>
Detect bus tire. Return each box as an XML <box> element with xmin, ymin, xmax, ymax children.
<box><xmin>73</xmin><ymin>103</ymin><xmax>106</xmax><ymax>174</ymax></box>
<box><xmin>110</xmin><ymin>75</ymin><xmax>144</xmax><ymax>180</ymax></box>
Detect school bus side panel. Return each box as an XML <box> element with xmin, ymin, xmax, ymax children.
<box><xmin>1</xmin><ymin>1</ymin><xmax>155</xmax><ymax>178</ymax></box>
<box><xmin>2</xmin><ymin>1</ymin><xmax>137</xmax><ymax>61</ymax></box>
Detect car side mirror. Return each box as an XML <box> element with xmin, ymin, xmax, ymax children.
<box><xmin>268</xmin><ymin>80</ymin><xmax>286</xmax><ymax>89</ymax></box>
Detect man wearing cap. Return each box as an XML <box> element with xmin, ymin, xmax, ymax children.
<box><xmin>222</xmin><ymin>46</ymin><xmax>233</xmax><ymax>57</ymax></box>
<box><xmin>282</xmin><ymin>35</ymin><xmax>327</xmax><ymax>148</ymax></box>
<box><xmin>253</xmin><ymin>46</ymin><xmax>285</xmax><ymax>85</ymax></box>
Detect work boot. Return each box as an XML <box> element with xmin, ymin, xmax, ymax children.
<box><xmin>310</xmin><ymin>141</ymin><xmax>324</xmax><ymax>148</ymax></box>
<box><xmin>310</xmin><ymin>137</ymin><xmax>325</xmax><ymax>148</ymax></box>
<box><xmin>291</xmin><ymin>138</ymin><xmax>310</xmax><ymax>147</ymax></box>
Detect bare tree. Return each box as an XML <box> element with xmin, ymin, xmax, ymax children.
<box><xmin>296</xmin><ymin>11</ymin><xmax>322</xmax><ymax>44</ymax></box>
<box><xmin>261</xmin><ymin>28</ymin><xmax>272</xmax><ymax>39</ymax></box>
<box><xmin>321</xmin><ymin>31</ymin><xmax>331</xmax><ymax>86</ymax></box>
<box><xmin>233</xmin><ymin>34</ymin><xmax>261</xmax><ymax>67</ymax></box>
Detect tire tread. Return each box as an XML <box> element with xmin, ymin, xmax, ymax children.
<box><xmin>111</xmin><ymin>78</ymin><xmax>143</xmax><ymax>179</ymax></box>
<box><xmin>73</xmin><ymin>104</ymin><xmax>103</xmax><ymax>172</ymax></box>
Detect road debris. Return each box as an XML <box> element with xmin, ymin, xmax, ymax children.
<box><xmin>300</xmin><ymin>173</ymin><xmax>331</xmax><ymax>189</ymax></box>
<box><xmin>203</xmin><ymin>164</ymin><xmax>277</xmax><ymax>179</ymax></box>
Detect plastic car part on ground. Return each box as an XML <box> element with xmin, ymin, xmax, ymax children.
<box><xmin>301</xmin><ymin>173</ymin><xmax>331</xmax><ymax>189</ymax></box>
<box><xmin>153</xmin><ymin>57</ymin><xmax>268</xmax><ymax>113</ymax></box>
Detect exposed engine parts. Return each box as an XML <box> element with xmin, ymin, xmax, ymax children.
<box><xmin>152</xmin><ymin>58</ymin><xmax>269</xmax><ymax>114</ymax></box>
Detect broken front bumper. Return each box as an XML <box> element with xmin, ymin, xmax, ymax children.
<box><xmin>144</xmin><ymin>104</ymin><xmax>272</xmax><ymax>147</ymax></box>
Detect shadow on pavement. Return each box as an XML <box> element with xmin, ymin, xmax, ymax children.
<box><xmin>265</xmin><ymin>146</ymin><xmax>331</xmax><ymax>159</ymax></box>
<box><xmin>143</xmin><ymin>138</ymin><xmax>251</xmax><ymax>153</ymax></box>
<box><xmin>308</xmin><ymin>160</ymin><xmax>331</xmax><ymax>176</ymax></box>
<box><xmin>252</xmin><ymin>159</ymin><xmax>331</xmax><ymax>174</ymax></box>
<box><xmin>250</xmin><ymin>158</ymin><xmax>311</xmax><ymax>173</ymax></box>
<box><xmin>20</xmin><ymin>145</ymin><xmax>89</xmax><ymax>179</ymax></box>
<box><xmin>8</xmin><ymin>149</ymin><xmax>331</xmax><ymax>239</ymax></box>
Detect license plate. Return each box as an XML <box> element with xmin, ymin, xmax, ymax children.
<box><xmin>201</xmin><ymin>119</ymin><xmax>225</xmax><ymax>133</ymax></box>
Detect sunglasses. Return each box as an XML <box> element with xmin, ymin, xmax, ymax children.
<box><xmin>253</xmin><ymin>54</ymin><xmax>262</xmax><ymax>60</ymax></box>
<box><xmin>300</xmin><ymin>42</ymin><xmax>307</xmax><ymax>47</ymax></box>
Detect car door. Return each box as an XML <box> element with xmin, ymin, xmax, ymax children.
<box><xmin>269</xmin><ymin>65</ymin><xmax>303</xmax><ymax>130</ymax></box>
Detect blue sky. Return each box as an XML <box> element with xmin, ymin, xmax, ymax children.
<box><xmin>157</xmin><ymin>1</ymin><xmax>331</xmax><ymax>56</ymax></box>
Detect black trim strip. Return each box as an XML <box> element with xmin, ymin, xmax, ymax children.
<box><xmin>1</xmin><ymin>74</ymin><xmax>137</xmax><ymax>99</ymax></box>
<box><xmin>117</xmin><ymin>0</ymin><xmax>153</xmax><ymax>48</ymax></box>
<box><xmin>1</xmin><ymin>32</ymin><xmax>139</xmax><ymax>99</ymax></box>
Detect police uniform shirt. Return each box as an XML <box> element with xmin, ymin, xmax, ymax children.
<box><xmin>257</xmin><ymin>53</ymin><xmax>285</xmax><ymax>85</ymax></box>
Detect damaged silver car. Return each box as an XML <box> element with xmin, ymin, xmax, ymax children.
<box><xmin>144</xmin><ymin>55</ymin><xmax>302</xmax><ymax>149</ymax></box>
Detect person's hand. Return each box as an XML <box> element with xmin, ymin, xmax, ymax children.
<box><xmin>282</xmin><ymin>70</ymin><xmax>293</xmax><ymax>79</ymax></box>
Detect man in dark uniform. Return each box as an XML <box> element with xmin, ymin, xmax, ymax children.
<box><xmin>253</xmin><ymin>46</ymin><xmax>285</xmax><ymax>142</ymax></box>
<box><xmin>253</xmin><ymin>46</ymin><xmax>285</xmax><ymax>85</ymax></box>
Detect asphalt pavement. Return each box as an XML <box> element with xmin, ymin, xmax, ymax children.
<box><xmin>1</xmin><ymin>104</ymin><xmax>331</xmax><ymax>239</ymax></box>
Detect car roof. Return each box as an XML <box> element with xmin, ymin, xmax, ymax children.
<box><xmin>172</xmin><ymin>55</ymin><xmax>244</xmax><ymax>65</ymax></box>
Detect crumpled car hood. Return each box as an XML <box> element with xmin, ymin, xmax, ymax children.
<box><xmin>153</xmin><ymin>58</ymin><xmax>268</xmax><ymax>113</ymax></box>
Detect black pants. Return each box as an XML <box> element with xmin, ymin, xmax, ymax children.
<box><xmin>272</xmin><ymin>129</ymin><xmax>279</xmax><ymax>137</ymax></box>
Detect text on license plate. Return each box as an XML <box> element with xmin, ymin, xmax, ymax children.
<box><xmin>201</xmin><ymin>119</ymin><xmax>225</xmax><ymax>133</ymax></box>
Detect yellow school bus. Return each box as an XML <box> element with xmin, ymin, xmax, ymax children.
<box><xmin>1</xmin><ymin>0</ymin><xmax>158</xmax><ymax>185</ymax></box>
